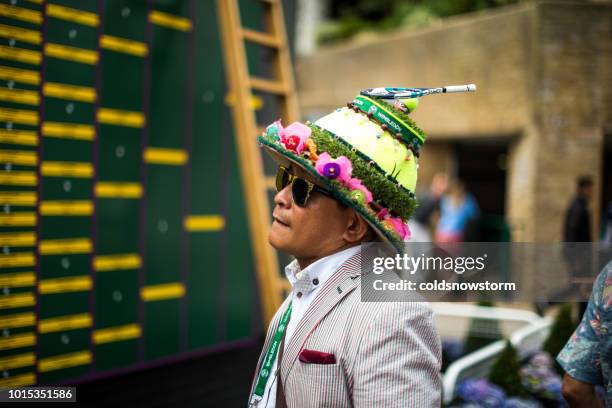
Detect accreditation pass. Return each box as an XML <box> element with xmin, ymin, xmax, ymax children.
<box><xmin>0</xmin><ymin>387</ymin><xmax>76</xmax><ymax>402</ymax></box>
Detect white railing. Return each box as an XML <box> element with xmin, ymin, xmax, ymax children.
<box><xmin>431</xmin><ymin>303</ymin><xmax>553</xmax><ymax>404</ymax></box>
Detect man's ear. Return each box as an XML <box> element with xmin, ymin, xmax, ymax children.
<box><xmin>342</xmin><ymin>209</ymin><xmax>371</xmax><ymax>244</ymax></box>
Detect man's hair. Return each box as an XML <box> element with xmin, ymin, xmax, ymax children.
<box><xmin>577</xmin><ymin>175</ymin><xmax>593</xmax><ymax>190</ymax></box>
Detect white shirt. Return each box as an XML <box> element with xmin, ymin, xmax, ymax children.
<box><xmin>259</xmin><ymin>245</ymin><xmax>361</xmax><ymax>407</ymax></box>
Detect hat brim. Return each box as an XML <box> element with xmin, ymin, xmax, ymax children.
<box><xmin>259</xmin><ymin>137</ymin><xmax>404</xmax><ymax>253</ymax></box>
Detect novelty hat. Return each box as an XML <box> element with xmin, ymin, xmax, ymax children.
<box><xmin>258</xmin><ymin>85</ymin><xmax>476</xmax><ymax>251</ymax></box>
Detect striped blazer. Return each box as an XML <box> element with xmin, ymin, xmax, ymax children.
<box><xmin>249</xmin><ymin>252</ymin><xmax>442</xmax><ymax>407</ymax></box>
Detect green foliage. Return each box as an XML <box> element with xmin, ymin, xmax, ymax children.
<box><xmin>318</xmin><ymin>0</ymin><xmax>521</xmax><ymax>45</ymax></box>
<box><xmin>489</xmin><ymin>340</ymin><xmax>527</xmax><ymax>397</ymax></box>
<box><xmin>464</xmin><ymin>301</ymin><xmax>503</xmax><ymax>354</ymax></box>
<box><xmin>542</xmin><ymin>303</ymin><xmax>575</xmax><ymax>374</ymax></box>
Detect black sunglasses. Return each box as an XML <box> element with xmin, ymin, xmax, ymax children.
<box><xmin>275</xmin><ymin>165</ymin><xmax>334</xmax><ymax>207</ymax></box>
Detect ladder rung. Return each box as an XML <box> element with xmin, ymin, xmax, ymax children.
<box><xmin>250</xmin><ymin>77</ymin><xmax>286</xmax><ymax>95</ymax></box>
<box><xmin>264</xmin><ymin>176</ymin><xmax>276</xmax><ymax>190</ymax></box>
<box><xmin>241</xmin><ymin>28</ymin><xmax>280</xmax><ymax>48</ymax></box>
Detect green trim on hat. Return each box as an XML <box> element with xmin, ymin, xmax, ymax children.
<box><xmin>352</xmin><ymin>95</ymin><xmax>426</xmax><ymax>150</ymax></box>
<box><xmin>258</xmin><ymin>135</ymin><xmax>406</xmax><ymax>251</ymax></box>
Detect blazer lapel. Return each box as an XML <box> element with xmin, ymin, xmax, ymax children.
<box><xmin>280</xmin><ymin>251</ymin><xmax>362</xmax><ymax>380</ymax></box>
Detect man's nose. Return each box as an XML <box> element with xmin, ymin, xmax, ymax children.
<box><xmin>274</xmin><ymin>185</ymin><xmax>292</xmax><ymax>208</ymax></box>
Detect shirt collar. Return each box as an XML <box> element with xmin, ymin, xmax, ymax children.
<box><xmin>284</xmin><ymin>245</ymin><xmax>362</xmax><ymax>295</ymax></box>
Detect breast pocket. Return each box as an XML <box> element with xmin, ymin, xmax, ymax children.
<box><xmin>286</xmin><ymin>362</ymin><xmax>349</xmax><ymax>407</ymax></box>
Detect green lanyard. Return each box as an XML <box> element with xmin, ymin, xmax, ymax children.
<box><xmin>249</xmin><ymin>302</ymin><xmax>292</xmax><ymax>407</ymax></box>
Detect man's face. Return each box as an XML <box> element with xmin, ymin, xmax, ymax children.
<box><xmin>269</xmin><ymin>164</ymin><xmax>352</xmax><ymax>259</ymax></box>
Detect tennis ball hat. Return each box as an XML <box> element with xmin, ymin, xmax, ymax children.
<box><xmin>258</xmin><ymin>85</ymin><xmax>476</xmax><ymax>251</ymax></box>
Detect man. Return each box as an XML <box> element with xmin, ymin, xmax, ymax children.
<box><xmin>558</xmin><ymin>260</ymin><xmax>611</xmax><ymax>407</ymax></box>
<box><xmin>248</xmin><ymin>89</ymin><xmax>452</xmax><ymax>407</ymax></box>
<box><xmin>564</xmin><ymin>176</ymin><xmax>594</xmax><ymax>243</ymax></box>
<box><xmin>563</xmin><ymin>176</ymin><xmax>595</xmax><ymax>318</ymax></box>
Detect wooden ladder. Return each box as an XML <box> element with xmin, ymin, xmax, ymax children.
<box><xmin>216</xmin><ymin>0</ymin><xmax>298</xmax><ymax>324</ymax></box>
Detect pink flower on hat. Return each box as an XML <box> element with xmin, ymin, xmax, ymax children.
<box><xmin>314</xmin><ymin>152</ymin><xmax>352</xmax><ymax>183</ymax></box>
<box><xmin>347</xmin><ymin>178</ymin><xmax>373</xmax><ymax>204</ymax></box>
<box><xmin>385</xmin><ymin>216</ymin><xmax>411</xmax><ymax>241</ymax></box>
<box><xmin>377</xmin><ymin>208</ymin><xmax>410</xmax><ymax>240</ymax></box>
<box><xmin>279</xmin><ymin>122</ymin><xmax>311</xmax><ymax>154</ymax></box>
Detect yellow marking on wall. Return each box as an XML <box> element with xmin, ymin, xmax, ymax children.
<box><xmin>100</xmin><ymin>35</ymin><xmax>148</xmax><ymax>57</ymax></box>
<box><xmin>38</xmin><ymin>350</ymin><xmax>91</xmax><ymax>373</ymax></box>
<box><xmin>0</xmin><ymin>87</ymin><xmax>39</xmax><ymax>105</ymax></box>
<box><xmin>40</xmin><ymin>200</ymin><xmax>93</xmax><ymax>216</ymax></box>
<box><xmin>0</xmin><ymin>312</ymin><xmax>36</xmax><ymax>329</ymax></box>
<box><xmin>43</xmin><ymin>82</ymin><xmax>96</xmax><ymax>103</ymax></box>
<box><xmin>0</xmin><ymin>292</ymin><xmax>35</xmax><ymax>309</ymax></box>
<box><xmin>0</xmin><ymin>372</ymin><xmax>35</xmax><ymax>387</ymax></box>
<box><xmin>38</xmin><ymin>313</ymin><xmax>92</xmax><ymax>334</ymax></box>
<box><xmin>0</xmin><ymin>352</ymin><xmax>36</xmax><ymax>371</ymax></box>
<box><xmin>0</xmin><ymin>171</ymin><xmax>37</xmax><ymax>186</ymax></box>
<box><xmin>45</xmin><ymin>43</ymin><xmax>98</xmax><ymax>65</ymax></box>
<box><xmin>0</xmin><ymin>4</ymin><xmax>42</xmax><ymax>24</ymax></box>
<box><xmin>141</xmin><ymin>282</ymin><xmax>185</xmax><ymax>302</ymax></box>
<box><xmin>0</xmin><ymin>191</ymin><xmax>37</xmax><ymax>205</ymax></box>
<box><xmin>42</xmin><ymin>122</ymin><xmax>94</xmax><ymax>140</ymax></box>
<box><xmin>0</xmin><ymin>45</ymin><xmax>41</xmax><ymax>65</ymax></box>
<box><xmin>39</xmin><ymin>238</ymin><xmax>92</xmax><ymax>255</ymax></box>
<box><xmin>0</xmin><ymin>149</ymin><xmax>37</xmax><ymax>165</ymax></box>
<box><xmin>0</xmin><ymin>232</ymin><xmax>36</xmax><ymax>246</ymax></box>
<box><xmin>94</xmin><ymin>253</ymin><xmax>141</xmax><ymax>272</ymax></box>
<box><xmin>0</xmin><ymin>271</ymin><xmax>36</xmax><ymax>287</ymax></box>
<box><xmin>225</xmin><ymin>94</ymin><xmax>263</xmax><ymax>110</ymax></box>
<box><xmin>143</xmin><ymin>147</ymin><xmax>188</xmax><ymax>166</ymax></box>
<box><xmin>184</xmin><ymin>215</ymin><xmax>225</xmax><ymax>231</ymax></box>
<box><xmin>0</xmin><ymin>107</ymin><xmax>38</xmax><ymax>125</ymax></box>
<box><xmin>0</xmin><ymin>66</ymin><xmax>39</xmax><ymax>85</ymax></box>
<box><xmin>39</xmin><ymin>275</ymin><xmax>92</xmax><ymax>294</ymax></box>
<box><xmin>149</xmin><ymin>10</ymin><xmax>192</xmax><ymax>32</ymax></box>
<box><xmin>95</xmin><ymin>182</ymin><xmax>142</xmax><ymax>199</ymax></box>
<box><xmin>0</xmin><ymin>129</ymin><xmax>37</xmax><ymax>146</ymax></box>
<box><xmin>46</xmin><ymin>3</ymin><xmax>99</xmax><ymax>27</ymax></box>
<box><xmin>41</xmin><ymin>161</ymin><xmax>93</xmax><ymax>178</ymax></box>
<box><xmin>0</xmin><ymin>212</ymin><xmax>36</xmax><ymax>226</ymax></box>
<box><xmin>93</xmin><ymin>323</ymin><xmax>141</xmax><ymax>345</ymax></box>
<box><xmin>0</xmin><ymin>23</ymin><xmax>41</xmax><ymax>44</ymax></box>
<box><xmin>25</xmin><ymin>0</ymin><xmax>44</xmax><ymax>4</ymax></box>
<box><xmin>0</xmin><ymin>252</ymin><xmax>35</xmax><ymax>268</ymax></box>
<box><xmin>0</xmin><ymin>332</ymin><xmax>36</xmax><ymax>351</ymax></box>
<box><xmin>97</xmin><ymin>108</ymin><xmax>145</xmax><ymax>128</ymax></box>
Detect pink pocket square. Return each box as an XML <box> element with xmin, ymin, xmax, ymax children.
<box><xmin>299</xmin><ymin>349</ymin><xmax>336</xmax><ymax>364</ymax></box>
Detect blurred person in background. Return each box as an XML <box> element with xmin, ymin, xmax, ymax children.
<box><xmin>600</xmin><ymin>202</ymin><xmax>612</xmax><ymax>246</ymax></box>
<box><xmin>563</xmin><ymin>176</ymin><xmax>595</xmax><ymax>318</ymax></box>
<box><xmin>557</xmin><ymin>260</ymin><xmax>611</xmax><ymax>408</ymax></box>
<box><xmin>434</xmin><ymin>179</ymin><xmax>480</xmax><ymax>243</ymax></box>
<box><xmin>409</xmin><ymin>172</ymin><xmax>449</xmax><ymax>242</ymax></box>
<box><xmin>564</xmin><ymin>176</ymin><xmax>594</xmax><ymax>243</ymax></box>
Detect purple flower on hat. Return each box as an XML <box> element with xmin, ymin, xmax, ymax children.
<box><xmin>315</xmin><ymin>152</ymin><xmax>353</xmax><ymax>183</ymax></box>
<box><xmin>279</xmin><ymin>122</ymin><xmax>311</xmax><ymax>154</ymax></box>
<box><xmin>347</xmin><ymin>178</ymin><xmax>373</xmax><ymax>203</ymax></box>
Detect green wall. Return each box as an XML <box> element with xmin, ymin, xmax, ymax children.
<box><xmin>0</xmin><ymin>0</ymin><xmax>263</xmax><ymax>385</ymax></box>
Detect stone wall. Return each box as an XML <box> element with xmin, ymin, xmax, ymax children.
<box><xmin>296</xmin><ymin>1</ymin><xmax>612</xmax><ymax>242</ymax></box>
